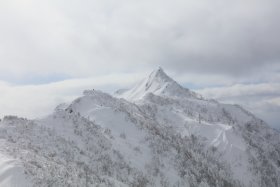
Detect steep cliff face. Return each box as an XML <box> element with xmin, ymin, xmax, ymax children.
<box><xmin>0</xmin><ymin>68</ymin><xmax>279</xmax><ymax>187</ymax></box>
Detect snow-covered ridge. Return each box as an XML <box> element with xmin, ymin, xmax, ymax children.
<box><xmin>0</xmin><ymin>68</ymin><xmax>279</xmax><ymax>187</ymax></box>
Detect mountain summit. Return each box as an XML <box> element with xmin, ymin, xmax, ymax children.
<box><xmin>116</xmin><ymin>67</ymin><xmax>201</xmax><ymax>101</ymax></box>
<box><xmin>147</xmin><ymin>67</ymin><xmax>174</xmax><ymax>83</ymax></box>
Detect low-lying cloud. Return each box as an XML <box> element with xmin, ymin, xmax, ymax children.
<box><xmin>197</xmin><ymin>83</ymin><xmax>280</xmax><ymax>129</ymax></box>
<box><xmin>0</xmin><ymin>73</ymin><xmax>144</xmax><ymax>119</ymax></box>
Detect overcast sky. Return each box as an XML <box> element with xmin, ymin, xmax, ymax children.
<box><xmin>0</xmin><ymin>0</ymin><xmax>279</xmax><ymax>129</ymax></box>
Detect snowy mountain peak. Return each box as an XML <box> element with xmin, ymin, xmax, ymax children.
<box><xmin>148</xmin><ymin>66</ymin><xmax>173</xmax><ymax>83</ymax></box>
<box><xmin>116</xmin><ymin>67</ymin><xmax>202</xmax><ymax>101</ymax></box>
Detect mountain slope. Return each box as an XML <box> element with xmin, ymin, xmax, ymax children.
<box><xmin>0</xmin><ymin>68</ymin><xmax>279</xmax><ymax>187</ymax></box>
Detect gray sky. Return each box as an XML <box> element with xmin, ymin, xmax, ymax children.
<box><xmin>0</xmin><ymin>0</ymin><xmax>279</xmax><ymax>129</ymax></box>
